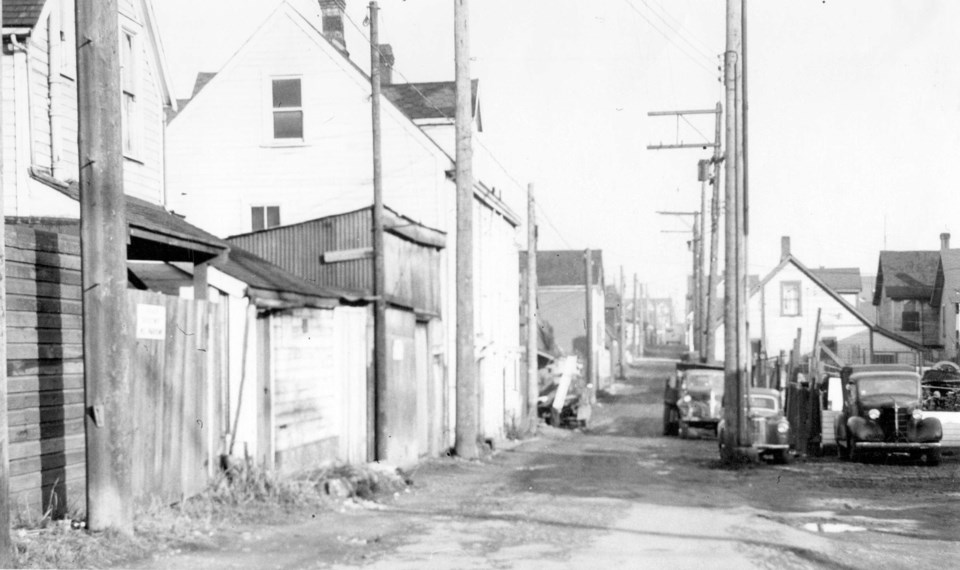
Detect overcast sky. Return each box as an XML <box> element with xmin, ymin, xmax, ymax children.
<box><xmin>154</xmin><ymin>0</ymin><xmax>960</xmax><ymax>308</ymax></box>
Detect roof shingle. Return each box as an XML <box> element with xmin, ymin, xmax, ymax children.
<box><xmin>810</xmin><ymin>267</ymin><xmax>862</xmax><ymax>294</ymax></box>
<box><xmin>4</xmin><ymin>0</ymin><xmax>44</xmax><ymax>29</ymax></box>
<box><xmin>876</xmin><ymin>251</ymin><xmax>940</xmax><ymax>301</ymax></box>
<box><xmin>382</xmin><ymin>79</ymin><xmax>478</xmax><ymax>122</ymax></box>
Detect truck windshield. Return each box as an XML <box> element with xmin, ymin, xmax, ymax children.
<box><xmin>857</xmin><ymin>377</ymin><xmax>917</xmax><ymax>398</ymax></box>
<box><xmin>749</xmin><ymin>395</ymin><xmax>778</xmax><ymax>410</ymax></box>
<box><xmin>685</xmin><ymin>372</ymin><xmax>723</xmax><ymax>391</ymax></box>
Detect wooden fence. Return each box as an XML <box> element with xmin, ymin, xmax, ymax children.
<box><xmin>5</xmin><ymin>226</ymin><xmax>226</xmax><ymax>518</ymax></box>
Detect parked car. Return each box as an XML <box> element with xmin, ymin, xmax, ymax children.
<box><xmin>718</xmin><ymin>388</ymin><xmax>791</xmax><ymax>464</ymax></box>
<box><xmin>664</xmin><ymin>362</ymin><xmax>724</xmax><ymax>438</ymax></box>
<box><xmin>834</xmin><ymin>364</ymin><xmax>942</xmax><ymax>465</ymax></box>
<box><xmin>921</xmin><ymin>361</ymin><xmax>960</xmax><ymax>412</ymax></box>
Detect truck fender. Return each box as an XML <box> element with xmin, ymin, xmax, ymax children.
<box><xmin>847</xmin><ymin>416</ymin><xmax>882</xmax><ymax>441</ymax></box>
<box><xmin>916</xmin><ymin>417</ymin><xmax>943</xmax><ymax>443</ymax></box>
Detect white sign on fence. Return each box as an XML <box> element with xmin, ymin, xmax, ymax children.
<box><xmin>136</xmin><ymin>303</ymin><xmax>166</xmax><ymax>340</ymax></box>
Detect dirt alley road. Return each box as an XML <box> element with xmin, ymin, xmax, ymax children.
<box><xmin>133</xmin><ymin>360</ymin><xmax>960</xmax><ymax>569</ymax></box>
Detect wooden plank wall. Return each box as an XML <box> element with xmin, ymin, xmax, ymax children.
<box><xmin>4</xmin><ymin>225</ymin><xmax>226</xmax><ymax>518</ymax></box>
<box><xmin>128</xmin><ymin>290</ymin><xmax>225</xmax><ymax>504</ymax></box>
<box><xmin>6</xmin><ymin>227</ymin><xmax>84</xmax><ymax>519</ymax></box>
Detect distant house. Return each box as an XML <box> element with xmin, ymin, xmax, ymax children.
<box><xmin>873</xmin><ymin>247</ymin><xmax>942</xmax><ymax>352</ymax></box>
<box><xmin>932</xmin><ymin>233</ymin><xmax>960</xmax><ymax>361</ymax></box>
<box><xmin>810</xmin><ymin>267</ymin><xmax>861</xmax><ymax>305</ymax></box>
<box><xmin>533</xmin><ymin>250</ymin><xmax>609</xmax><ymax>383</ymax></box>
<box><xmin>714</xmin><ymin>237</ymin><xmax>924</xmax><ymax>366</ymax></box>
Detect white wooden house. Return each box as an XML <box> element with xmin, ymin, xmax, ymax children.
<box><xmin>164</xmin><ymin>1</ymin><xmax>523</xmax><ymax>444</ymax></box>
<box><xmin>713</xmin><ymin>237</ymin><xmax>924</xmax><ymax>366</ymax></box>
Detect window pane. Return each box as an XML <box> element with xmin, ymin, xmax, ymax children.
<box><xmin>267</xmin><ymin>206</ymin><xmax>280</xmax><ymax>228</ymax></box>
<box><xmin>251</xmin><ymin>207</ymin><xmax>264</xmax><ymax>231</ymax></box>
<box><xmin>273</xmin><ymin>111</ymin><xmax>303</xmax><ymax>139</ymax></box>
<box><xmin>902</xmin><ymin>311</ymin><xmax>920</xmax><ymax>332</ymax></box>
<box><xmin>272</xmin><ymin>79</ymin><xmax>301</xmax><ymax>108</ymax></box>
<box><xmin>122</xmin><ymin>33</ymin><xmax>135</xmax><ymax>94</ymax></box>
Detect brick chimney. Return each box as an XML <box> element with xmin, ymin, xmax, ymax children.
<box><xmin>781</xmin><ymin>236</ymin><xmax>791</xmax><ymax>261</ymax></box>
<box><xmin>941</xmin><ymin>232</ymin><xmax>951</xmax><ymax>251</ymax></box>
<box><xmin>378</xmin><ymin>44</ymin><xmax>395</xmax><ymax>85</ymax></box>
<box><xmin>319</xmin><ymin>0</ymin><xmax>347</xmax><ymax>53</ymax></box>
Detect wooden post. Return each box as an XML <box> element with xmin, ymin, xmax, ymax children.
<box><xmin>584</xmin><ymin>250</ymin><xmax>595</xmax><ymax>402</ymax></box>
<box><xmin>78</xmin><ymin>0</ymin><xmax>134</xmax><ymax>533</ymax></box>
<box><xmin>0</xmin><ymin>2</ymin><xmax>10</xmax><ymax>562</ymax></box>
<box><xmin>454</xmin><ymin>0</ymin><xmax>478</xmax><ymax>459</ymax></box>
<box><xmin>632</xmin><ymin>275</ymin><xmax>639</xmax><ymax>358</ymax></box>
<box><xmin>618</xmin><ymin>266</ymin><xmax>626</xmax><ymax>377</ymax></box>
<box><xmin>369</xmin><ymin>1</ymin><xmax>389</xmax><ymax>462</ymax></box>
<box><xmin>525</xmin><ymin>184</ymin><xmax>538</xmax><ymax>428</ymax></box>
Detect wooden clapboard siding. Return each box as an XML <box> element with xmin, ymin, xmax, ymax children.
<box><xmin>6</xmin><ymin>226</ymin><xmax>86</xmax><ymax>518</ymax></box>
<box><xmin>334</xmin><ymin>306</ymin><xmax>369</xmax><ymax>465</ymax></box>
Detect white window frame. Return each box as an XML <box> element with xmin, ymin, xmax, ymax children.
<box><xmin>120</xmin><ymin>23</ymin><xmax>144</xmax><ymax>161</ymax></box>
<box><xmin>263</xmin><ymin>75</ymin><xmax>305</xmax><ymax>146</ymax></box>
<box><xmin>780</xmin><ymin>281</ymin><xmax>801</xmax><ymax>317</ymax></box>
<box><xmin>250</xmin><ymin>205</ymin><xmax>282</xmax><ymax>232</ymax></box>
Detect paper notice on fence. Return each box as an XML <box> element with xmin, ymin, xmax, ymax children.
<box><xmin>136</xmin><ymin>304</ymin><xmax>166</xmax><ymax>340</ymax></box>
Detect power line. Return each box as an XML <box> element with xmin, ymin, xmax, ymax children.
<box><xmin>620</xmin><ymin>0</ymin><xmax>718</xmax><ymax>79</ymax></box>
<box><xmin>644</xmin><ymin>0</ymin><xmax>718</xmax><ymax>62</ymax></box>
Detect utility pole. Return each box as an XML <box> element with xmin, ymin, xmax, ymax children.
<box><xmin>618</xmin><ymin>266</ymin><xmax>626</xmax><ymax>378</ymax></box>
<box><xmin>632</xmin><ymin>275</ymin><xmax>639</xmax><ymax>358</ymax></box>
<box><xmin>647</xmin><ymin>107</ymin><xmax>721</xmax><ymax>360</ymax></box>
<box><xmin>722</xmin><ymin>0</ymin><xmax>747</xmax><ymax>461</ymax></box>
<box><xmin>705</xmin><ymin>102</ymin><xmax>723</xmax><ymax>364</ymax></box>
<box><xmin>525</xmin><ymin>184</ymin><xmax>538</xmax><ymax>430</ymax></box>
<box><xmin>369</xmin><ymin>1</ymin><xmax>388</xmax><ymax>462</ymax></box>
<box><xmin>584</xmin><ymin>250</ymin><xmax>595</xmax><ymax>401</ymax></box>
<box><xmin>657</xmin><ymin>212</ymin><xmax>700</xmax><ymax>357</ymax></box>
<box><xmin>454</xmin><ymin>0</ymin><xmax>478</xmax><ymax>459</ymax></box>
<box><xmin>78</xmin><ymin>0</ymin><xmax>133</xmax><ymax>532</ymax></box>
<box><xmin>0</xmin><ymin>2</ymin><xmax>10</xmax><ymax>563</ymax></box>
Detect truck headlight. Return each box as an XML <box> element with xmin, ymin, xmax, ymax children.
<box><xmin>912</xmin><ymin>409</ymin><xmax>923</xmax><ymax>421</ymax></box>
<box><xmin>777</xmin><ymin>421</ymin><xmax>789</xmax><ymax>434</ymax></box>
<box><xmin>868</xmin><ymin>408</ymin><xmax>880</xmax><ymax>420</ymax></box>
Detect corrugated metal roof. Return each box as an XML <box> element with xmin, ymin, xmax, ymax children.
<box><xmin>382</xmin><ymin>79</ymin><xmax>478</xmax><ymax>122</ymax></box>
<box><xmin>876</xmin><ymin>251</ymin><xmax>940</xmax><ymax>300</ymax></box>
<box><xmin>532</xmin><ymin>250</ymin><xmax>604</xmax><ymax>288</ymax></box>
<box><xmin>4</xmin><ymin>0</ymin><xmax>44</xmax><ymax>30</ymax></box>
<box><xmin>810</xmin><ymin>267</ymin><xmax>862</xmax><ymax>294</ymax></box>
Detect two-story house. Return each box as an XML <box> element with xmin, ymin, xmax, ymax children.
<box><xmin>714</xmin><ymin>237</ymin><xmax>923</xmax><ymax>366</ymax></box>
<box><xmin>163</xmin><ymin>1</ymin><xmax>523</xmax><ymax>443</ymax></box>
<box><xmin>873</xmin><ymin>246</ymin><xmax>942</xmax><ymax>356</ymax></box>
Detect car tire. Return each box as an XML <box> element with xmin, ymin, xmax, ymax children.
<box><xmin>773</xmin><ymin>449</ymin><xmax>791</xmax><ymax>465</ymax></box>
<box><xmin>837</xmin><ymin>437</ymin><xmax>849</xmax><ymax>460</ymax></box>
<box><xmin>917</xmin><ymin>449</ymin><xmax>941</xmax><ymax>467</ymax></box>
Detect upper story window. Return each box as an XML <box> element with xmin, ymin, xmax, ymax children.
<box><xmin>252</xmin><ymin>206</ymin><xmax>281</xmax><ymax>232</ymax></box>
<box><xmin>59</xmin><ymin>0</ymin><xmax>76</xmax><ymax>78</ymax></box>
<box><xmin>120</xmin><ymin>28</ymin><xmax>142</xmax><ymax>159</ymax></box>
<box><xmin>901</xmin><ymin>300</ymin><xmax>920</xmax><ymax>332</ymax></box>
<box><xmin>271</xmin><ymin>78</ymin><xmax>303</xmax><ymax>140</ymax></box>
<box><xmin>780</xmin><ymin>281</ymin><xmax>801</xmax><ymax>317</ymax></box>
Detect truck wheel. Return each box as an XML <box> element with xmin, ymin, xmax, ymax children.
<box><xmin>836</xmin><ymin>438</ymin><xmax>849</xmax><ymax>460</ymax></box>
<box><xmin>773</xmin><ymin>449</ymin><xmax>791</xmax><ymax>465</ymax></box>
<box><xmin>917</xmin><ymin>450</ymin><xmax>941</xmax><ymax>467</ymax></box>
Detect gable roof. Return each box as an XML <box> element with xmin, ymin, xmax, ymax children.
<box><xmin>382</xmin><ymin>79</ymin><xmax>480</xmax><ymax>125</ymax></box>
<box><xmin>930</xmin><ymin>250</ymin><xmax>960</xmax><ymax>306</ymax></box>
<box><xmin>534</xmin><ymin>250</ymin><xmax>604</xmax><ymax>288</ymax></box>
<box><xmin>874</xmin><ymin>251</ymin><xmax>940</xmax><ymax>304</ymax></box>
<box><xmin>3</xmin><ymin>0</ymin><xmax>43</xmax><ymax>29</ymax></box>
<box><xmin>713</xmin><ymin>252</ymin><xmax>924</xmax><ymax>352</ymax></box>
<box><xmin>810</xmin><ymin>267</ymin><xmax>861</xmax><ymax>294</ymax></box>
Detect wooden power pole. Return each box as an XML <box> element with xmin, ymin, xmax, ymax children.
<box><xmin>705</xmin><ymin>102</ymin><xmax>723</xmax><ymax>363</ymax></box>
<box><xmin>0</xmin><ymin>2</ymin><xmax>10</xmax><ymax>563</ymax></box>
<box><xmin>632</xmin><ymin>275</ymin><xmax>639</xmax><ymax>357</ymax></box>
<box><xmin>722</xmin><ymin>0</ymin><xmax>747</xmax><ymax>461</ymax></box>
<box><xmin>525</xmin><ymin>184</ymin><xmax>538</xmax><ymax>429</ymax></box>
<box><xmin>369</xmin><ymin>1</ymin><xmax>388</xmax><ymax>462</ymax></box>
<box><xmin>454</xmin><ymin>0</ymin><xmax>478</xmax><ymax>459</ymax></box>
<box><xmin>584</xmin><ymin>250</ymin><xmax>594</xmax><ymax>399</ymax></box>
<box><xmin>78</xmin><ymin>0</ymin><xmax>134</xmax><ymax>532</ymax></box>
<box><xmin>618</xmin><ymin>266</ymin><xmax>626</xmax><ymax>378</ymax></box>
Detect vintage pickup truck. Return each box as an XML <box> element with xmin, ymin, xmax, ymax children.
<box><xmin>834</xmin><ymin>364</ymin><xmax>942</xmax><ymax>465</ymax></box>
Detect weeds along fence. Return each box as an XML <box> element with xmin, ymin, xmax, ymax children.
<box><xmin>6</xmin><ymin>226</ymin><xmax>226</xmax><ymax>520</ymax></box>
